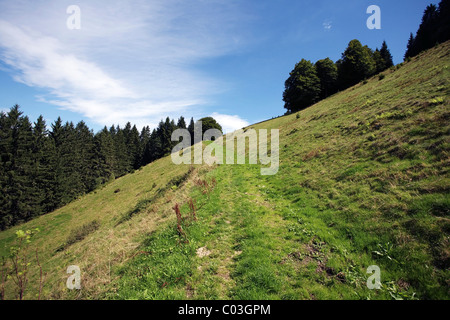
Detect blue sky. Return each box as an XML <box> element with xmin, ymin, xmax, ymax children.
<box><xmin>0</xmin><ymin>0</ymin><xmax>436</xmax><ymax>133</ymax></box>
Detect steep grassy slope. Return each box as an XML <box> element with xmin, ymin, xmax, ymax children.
<box><xmin>0</xmin><ymin>155</ymin><xmax>198</xmax><ymax>299</ymax></box>
<box><xmin>1</xmin><ymin>41</ymin><xmax>449</xmax><ymax>300</ymax></box>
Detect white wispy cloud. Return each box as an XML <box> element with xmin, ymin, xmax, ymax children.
<box><xmin>0</xmin><ymin>0</ymin><xmax>252</xmax><ymax>129</ymax></box>
<box><xmin>323</xmin><ymin>20</ymin><xmax>332</xmax><ymax>31</ymax></box>
<box><xmin>210</xmin><ymin>112</ymin><xmax>250</xmax><ymax>134</ymax></box>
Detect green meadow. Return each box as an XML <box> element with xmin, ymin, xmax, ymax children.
<box><xmin>1</xmin><ymin>41</ymin><xmax>449</xmax><ymax>300</ymax></box>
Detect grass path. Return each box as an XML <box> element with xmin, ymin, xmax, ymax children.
<box><xmin>189</xmin><ymin>161</ymin><xmax>408</xmax><ymax>300</ymax></box>
<box><xmin>110</xmin><ymin>159</ymin><xmax>426</xmax><ymax>300</ymax></box>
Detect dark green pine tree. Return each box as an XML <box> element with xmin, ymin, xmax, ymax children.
<box><xmin>147</xmin><ymin>128</ymin><xmax>162</xmax><ymax>162</ymax></box>
<box><xmin>0</xmin><ymin>110</ymin><xmax>9</xmax><ymax>229</ymax></box>
<box><xmin>0</xmin><ymin>111</ymin><xmax>7</xmax><ymax>228</ymax></box>
<box><xmin>113</xmin><ymin>126</ymin><xmax>130</xmax><ymax>177</ymax></box>
<box><xmin>129</xmin><ymin>125</ymin><xmax>141</xmax><ymax>169</ymax></box>
<box><xmin>372</xmin><ymin>49</ymin><xmax>385</xmax><ymax>74</ymax></box>
<box><xmin>379</xmin><ymin>41</ymin><xmax>394</xmax><ymax>70</ymax></box>
<box><xmin>107</xmin><ymin>124</ymin><xmax>122</xmax><ymax>177</ymax></box>
<box><xmin>18</xmin><ymin>115</ymin><xmax>39</xmax><ymax>222</ymax></box>
<box><xmin>404</xmin><ymin>1</ymin><xmax>450</xmax><ymax>60</ymax></box>
<box><xmin>437</xmin><ymin>0</ymin><xmax>450</xmax><ymax>43</ymax></box>
<box><xmin>60</xmin><ymin>121</ymin><xmax>84</xmax><ymax>203</ymax></box>
<box><xmin>405</xmin><ymin>33</ymin><xmax>417</xmax><ymax>60</ymax></box>
<box><xmin>169</xmin><ymin>118</ymin><xmax>177</xmax><ymax>151</ymax></box>
<box><xmin>30</xmin><ymin>115</ymin><xmax>50</xmax><ymax>217</ymax></box>
<box><xmin>415</xmin><ymin>4</ymin><xmax>439</xmax><ymax>53</ymax></box>
<box><xmin>0</xmin><ymin>105</ymin><xmax>36</xmax><ymax>227</ymax></box>
<box><xmin>43</xmin><ymin>120</ymin><xmax>58</xmax><ymax>212</ymax></box>
<box><xmin>406</xmin><ymin>4</ymin><xmax>439</xmax><ymax>60</ymax></box>
<box><xmin>49</xmin><ymin>117</ymin><xmax>73</xmax><ymax>210</ymax></box>
<box><xmin>157</xmin><ymin>117</ymin><xmax>176</xmax><ymax>156</ymax></box>
<box><xmin>33</xmin><ymin>116</ymin><xmax>58</xmax><ymax>214</ymax></box>
<box><xmin>74</xmin><ymin>121</ymin><xmax>96</xmax><ymax>192</ymax></box>
<box><xmin>109</xmin><ymin>124</ymin><xmax>116</xmax><ymax>136</ymax></box>
<box><xmin>94</xmin><ymin>126</ymin><xmax>117</xmax><ymax>182</ymax></box>
<box><xmin>177</xmin><ymin>116</ymin><xmax>187</xmax><ymax>129</ymax></box>
<box><xmin>123</xmin><ymin>122</ymin><xmax>132</xmax><ymax>139</ymax></box>
<box><xmin>187</xmin><ymin>117</ymin><xmax>195</xmax><ymax>146</ymax></box>
<box><xmin>139</xmin><ymin>126</ymin><xmax>151</xmax><ymax>166</ymax></box>
<box><xmin>122</xmin><ymin>122</ymin><xmax>137</xmax><ymax>171</ymax></box>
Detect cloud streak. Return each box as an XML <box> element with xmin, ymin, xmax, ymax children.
<box><xmin>210</xmin><ymin>112</ymin><xmax>250</xmax><ymax>134</ymax></box>
<box><xmin>323</xmin><ymin>20</ymin><xmax>332</xmax><ymax>31</ymax></box>
<box><xmin>0</xmin><ymin>0</ymin><xmax>252</xmax><ymax>129</ymax></box>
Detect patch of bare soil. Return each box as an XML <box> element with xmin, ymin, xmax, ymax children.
<box><xmin>196</xmin><ymin>246</ymin><xmax>212</xmax><ymax>258</ymax></box>
<box><xmin>282</xmin><ymin>239</ymin><xmax>346</xmax><ymax>283</ymax></box>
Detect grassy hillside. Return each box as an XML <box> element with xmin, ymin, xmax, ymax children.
<box><xmin>1</xmin><ymin>41</ymin><xmax>449</xmax><ymax>300</ymax></box>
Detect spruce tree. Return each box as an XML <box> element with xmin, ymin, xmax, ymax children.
<box><xmin>94</xmin><ymin>126</ymin><xmax>116</xmax><ymax>182</ymax></box>
<box><xmin>372</xmin><ymin>49</ymin><xmax>385</xmax><ymax>74</ymax></box>
<box><xmin>129</xmin><ymin>125</ymin><xmax>141</xmax><ymax>169</ymax></box>
<box><xmin>113</xmin><ymin>126</ymin><xmax>130</xmax><ymax>177</ymax></box>
<box><xmin>0</xmin><ymin>106</ymin><xmax>36</xmax><ymax>226</ymax></box>
<box><xmin>74</xmin><ymin>121</ymin><xmax>96</xmax><ymax>192</ymax></box>
<box><xmin>159</xmin><ymin>118</ymin><xmax>173</xmax><ymax>156</ymax></box>
<box><xmin>30</xmin><ymin>116</ymin><xmax>49</xmax><ymax>217</ymax></box>
<box><xmin>177</xmin><ymin>116</ymin><xmax>187</xmax><ymax>129</ymax></box>
<box><xmin>405</xmin><ymin>4</ymin><xmax>440</xmax><ymax>59</ymax></box>
<box><xmin>33</xmin><ymin>117</ymin><xmax>56</xmax><ymax>214</ymax></box>
<box><xmin>49</xmin><ymin>118</ymin><xmax>72</xmax><ymax>209</ymax></box>
<box><xmin>405</xmin><ymin>33</ymin><xmax>416</xmax><ymax>59</ymax></box>
<box><xmin>437</xmin><ymin>0</ymin><xmax>450</xmax><ymax>43</ymax></box>
<box><xmin>147</xmin><ymin>128</ymin><xmax>162</xmax><ymax>162</ymax></box>
<box><xmin>139</xmin><ymin>126</ymin><xmax>151</xmax><ymax>166</ymax></box>
<box><xmin>188</xmin><ymin>117</ymin><xmax>195</xmax><ymax>146</ymax></box>
<box><xmin>0</xmin><ymin>110</ymin><xmax>10</xmax><ymax>229</ymax></box>
<box><xmin>415</xmin><ymin>4</ymin><xmax>439</xmax><ymax>53</ymax></box>
<box><xmin>379</xmin><ymin>41</ymin><xmax>394</xmax><ymax>70</ymax></box>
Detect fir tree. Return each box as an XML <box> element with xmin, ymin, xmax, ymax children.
<box><xmin>177</xmin><ymin>116</ymin><xmax>187</xmax><ymax>129</ymax></box>
<box><xmin>379</xmin><ymin>41</ymin><xmax>394</xmax><ymax>70</ymax></box>
<box><xmin>139</xmin><ymin>126</ymin><xmax>151</xmax><ymax>167</ymax></box>
<box><xmin>129</xmin><ymin>125</ymin><xmax>141</xmax><ymax>169</ymax></box>
<box><xmin>437</xmin><ymin>0</ymin><xmax>450</xmax><ymax>43</ymax></box>
<box><xmin>0</xmin><ymin>106</ymin><xmax>36</xmax><ymax>227</ymax></box>
<box><xmin>147</xmin><ymin>128</ymin><xmax>162</xmax><ymax>162</ymax></box>
<box><xmin>94</xmin><ymin>126</ymin><xmax>116</xmax><ymax>182</ymax></box>
<box><xmin>405</xmin><ymin>33</ymin><xmax>416</xmax><ymax>59</ymax></box>
<box><xmin>113</xmin><ymin>126</ymin><xmax>130</xmax><ymax>177</ymax></box>
<box><xmin>188</xmin><ymin>117</ymin><xmax>195</xmax><ymax>146</ymax></box>
<box><xmin>415</xmin><ymin>4</ymin><xmax>439</xmax><ymax>53</ymax></box>
<box><xmin>74</xmin><ymin>121</ymin><xmax>96</xmax><ymax>192</ymax></box>
<box><xmin>372</xmin><ymin>49</ymin><xmax>385</xmax><ymax>74</ymax></box>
